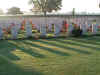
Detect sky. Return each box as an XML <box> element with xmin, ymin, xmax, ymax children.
<box><xmin>0</xmin><ymin>0</ymin><xmax>100</xmax><ymax>13</ymax></box>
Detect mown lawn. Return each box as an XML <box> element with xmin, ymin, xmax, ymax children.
<box><xmin>0</xmin><ymin>36</ymin><xmax>99</xmax><ymax>75</ymax></box>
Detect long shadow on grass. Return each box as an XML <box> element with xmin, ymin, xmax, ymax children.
<box><xmin>0</xmin><ymin>40</ymin><xmax>20</xmax><ymax>60</ymax></box>
<box><xmin>8</xmin><ymin>40</ymin><xmax>46</xmax><ymax>58</ymax></box>
<box><xmin>70</xmin><ymin>38</ymin><xmax>100</xmax><ymax>48</ymax></box>
<box><xmin>71</xmin><ymin>37</ymin><xmax>100</xmax><ymax>45</ymax></box>
<box><xmin>0</xmin><ymin>55</ymin><xmax>43</xmax><ymax>75</ymax></box>
<box><xmin>56</xmin><ymin>39</ymin><xmax>100</xmax><ymax>51</ymax></box>
<box><xmin>83</xmin><ymin>36</ymin><xmax>100</xmax><ymax>42</ymax></box>
<box><xmin>35</xmin><ymin>40</ymin><xmax>91</xmax><ymax>55</ymax></box>
<box><xmin>22</xmin><ymin>40</ymin><xmax>70</xmax><ymax>56</ymax></box>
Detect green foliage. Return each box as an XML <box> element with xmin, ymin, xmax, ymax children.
<box><xmin>29</xmin><ymin>0</ymin><xmax>62</xmax><ymax>16</ymax></box>
<box><xmin>72</xmin><ymin>26</ymin><xmax>83</xmax><ymax>37</ymax></box>
<box><xmin>72</xmin><ymin>8</ymin><xmax>75</xmax><ymax>16</ymax></box>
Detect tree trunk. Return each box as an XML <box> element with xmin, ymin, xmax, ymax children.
<box><xmin>44</xmin><ymin>11</ymin><xmax>47</xmax><ymax>17</ymax></box>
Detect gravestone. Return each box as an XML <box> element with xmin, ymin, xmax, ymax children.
<box><xmin>11</xmin><ymin>23</ymin><xmax>18</xmax><ymax>39</ymax></box>
<box><xmin>53</xmin><ymin>18</ymin><xmax>62</xmax><ymax>37</ymax></box>
<box><xmin>80</xmin><ymin>23</ymin><xmax>87</xmax><ymax>35</ymax></box>
<box><xmin>68</xmin><ymin>23</ymin><xmax>74</xmax><ymax>36</ymax></box>
<box><xmin>54</xmin><ymin>24</ymin><xmax>61</xmax><ymax>37</ymax></box>
<box><xmin>40</xmin><ymin>24</ymin><xmax>47</xmax><ymax>36</ymax></box>
<box><xmin>0</xmin><ymin>27</ymin><xmax>3</xmax><ymax>39</ymax></box>
<box><xmin>40</xmin><ymin>17</ymin><xmax>47</xmax><ymax>36</ymax></box>
<box><xmin>16</xmin><ymin>20</ymin><xmax>22</xmax><ymax>31</ymax></box>
<box><xmin>46</xmin><ymin>18</ymin><xmax>51</xmax><ymax>32</ymax></box>
<box><xmin>25</xmin><ymin>21</ymin><xmax>32</xmax><ymax>38</ymax></box>
<box><xmin>92</xmin><ymin>23</ymin><xmax>98</xmax><ymax>35</ymax></box>
<box><xmin>48</xmin><ymin>18</ymin><xmax>55</xmax><ymax>32</ymax></box>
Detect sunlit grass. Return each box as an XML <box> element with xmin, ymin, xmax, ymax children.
<box><xmin>0</xmin><ymin>36</ymin><xmax>99</xmax><ymax>75</ymax></box>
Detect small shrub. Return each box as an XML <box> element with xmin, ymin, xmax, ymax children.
<box><xmin>72</xmin><ymin>26</ymin><xmax>83</xmax><ymax>37</ymax></box>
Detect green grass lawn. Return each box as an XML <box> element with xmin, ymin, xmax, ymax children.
<box><xmin>0</xmin><ymin>36</ymin><xmax>99</xmax><ymax>75</ymax></box>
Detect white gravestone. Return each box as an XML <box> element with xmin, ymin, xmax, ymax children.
<box><xmin>54</xmin><ymin>18</ymin><xmax>62</xmax><ymax>37</ymax></box>
<box><xmin>11</xmin><ymin>23</ymin><xmax>18</xmax><ymax>39</ymax></box>
<box><xmin>40</xmin><ymin>17</ymin><xmax>47</xmax><ymax>36</ymax></box>
<box><xmin>47</xmin><ymin>18</ymin><xmax>54</xmax><ymax>32</ymax></box>
<box><xmin>40</xmin><ymin>24</ymin><xmax>47</xmax><ymax>36</ymax></box>
<box><xmin>0</xmin><ymin>27</ymin><xmax>3</xmax><ymax>39</ymax></box>
<box><xmin>15</xmin><ymin>20</ymin><xmax>22</xmax><ymax>31</ymax></box>
<box><xmin>54</xmin><ymin>24</ymin><xmax>61</xmax><ymax>37</ymax></box>
<box><xmin>32</xmin><ymin>18</ymin><xmax>40</xmax><ymax>31</ymax></box>
<box><xmin>80</xmin><ymin>24</ymin><xmax>87</xmax><ymax>34</ymax></box>
<box><xmin>68</xmin><ymin>24</ymin><xmax>74</xmax><ymax>36</ymax></box>
<box><xmin>46</xmin><ymin>18</ymin><xmax>51</xmax><ymax>32</ymax></box>
<box><xmin>92</xmin><ymin>24</ymin><xmax>98</xmax><ymax>35</ymax></box>
<box><xmin>25</xmin><ymin>21</ymin><xmax>32</xmax><ymax>37</ymax></box>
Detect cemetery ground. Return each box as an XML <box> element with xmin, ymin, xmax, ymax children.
<box><xmin>0</xmin><ymin>34</ymin><xmax>99</xmax><ymax>75</ymax></box>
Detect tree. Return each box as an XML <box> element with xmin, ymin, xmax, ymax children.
<box><xmin>72</xmin><ymin>8</ymin><xmax>75</xmax><ymax>16</ymax></box>
<box><xmin>7</xmin><ymin>7</ymin><xmax>23</xmax><ymax>15</ymax></box>
<box><xmin>29</xmin><ymin>0</ymin><xmax>62</xmax><ymax>16</ymax></box>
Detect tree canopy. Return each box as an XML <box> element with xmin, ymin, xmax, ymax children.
<box><xmin>29</xmin><ymin>0</ymin><xmax>62</xmax><ymax>16</ymax></box>
<box><xmin>7</xmin><ymin>7</ymin><xmax>23</xmax><ymax>15</ymax></box>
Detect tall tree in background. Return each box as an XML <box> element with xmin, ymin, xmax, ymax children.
<box><xmin>29</xmin><ymin>0</ymin><xmax>62</xmax><ymax>16</ymax></box>
<box><xmin>72</xmin><ymin>8</ymin><xmax>75</xmax><ymax>16</ymax></box>
<box><xmin>7</xmin><ymin>7</ymin><xmax>23</xmax><ymax>15</ymax></box>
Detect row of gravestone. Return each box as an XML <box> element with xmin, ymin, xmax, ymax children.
<box><xmin>0</xmin><ymin>19</ymin><xmax>99</xmax><ymax>40</ymax></box>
